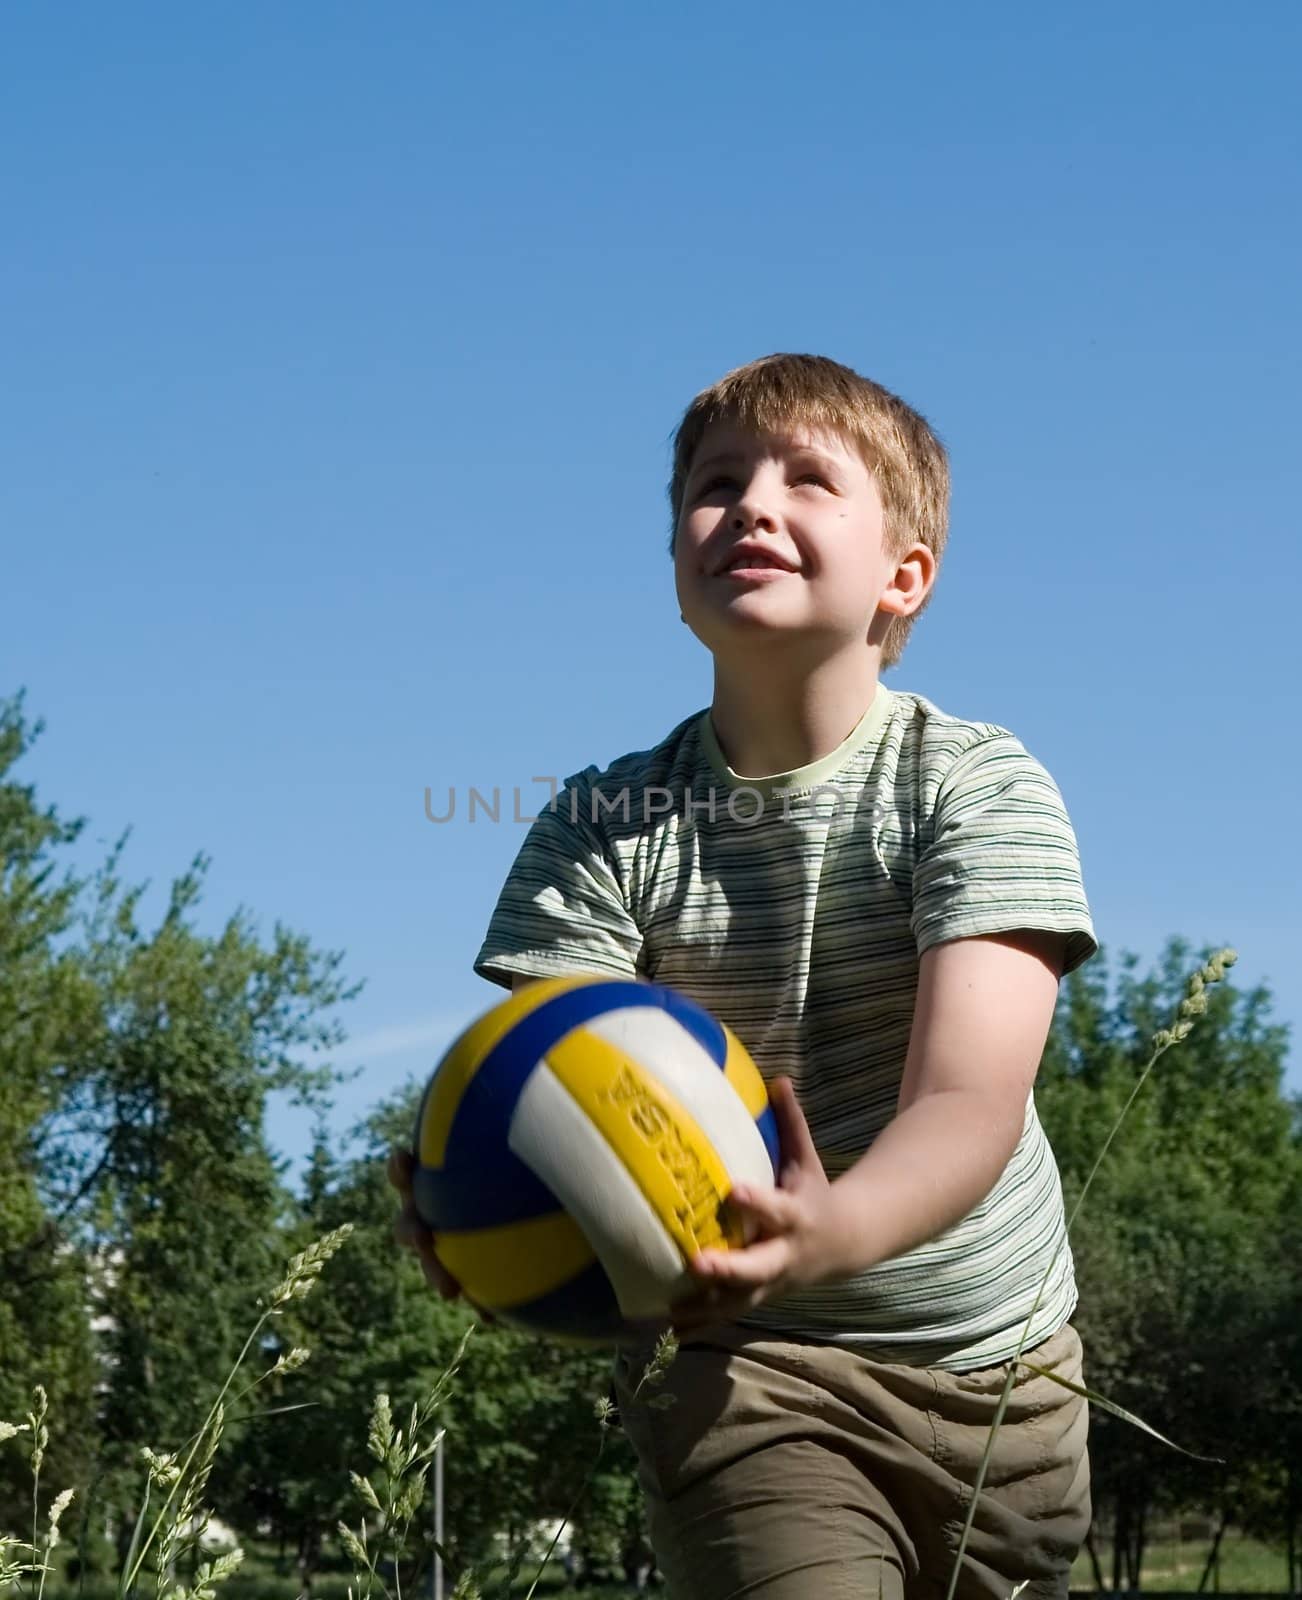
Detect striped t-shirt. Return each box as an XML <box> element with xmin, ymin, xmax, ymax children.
<box><xmin>474</xmin><ymin>686</ymin><xmax>1097</xmax><ymax>1371</ymax></box>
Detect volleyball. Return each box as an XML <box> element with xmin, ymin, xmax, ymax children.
<box><xmin>410</xmin><ymin>974</ymin><xmax>780</xmax><ymax>1341</ymax></box>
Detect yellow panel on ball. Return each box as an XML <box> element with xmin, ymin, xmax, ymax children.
<box><xmin>436</xmin><ymin>1208</ymin><xmax>597</xmax><ymax>1310</ymax></box>
<box><xmin>722</xmin><ymin>1024</ymin><xmax>771</xmax><ymax>1118</ymax></box>
<box><xmin>544</xmin><ymin>1026</ymin><xmax>741</xmax><ymax>1259</ymax></box>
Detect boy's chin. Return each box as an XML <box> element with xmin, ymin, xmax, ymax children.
<box><xmin>687</xmin><ymin>614</ymin><xmax>793</xmax><ymax>654</ymax></box>
<box><xmin>696</xmin><ymin>605</ymin><xmax>831</xmax><ymax>645</ymax></box>
<box><xmin>687</xmin><ymin>594</ymin><xmax>804</xmax><ymax>632</ymax></box>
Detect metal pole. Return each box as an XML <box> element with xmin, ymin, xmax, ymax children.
<box><xmin>432</xmin><ymin>1435</ymin><xmax>444</xmax><ymax>1600</ymax></box>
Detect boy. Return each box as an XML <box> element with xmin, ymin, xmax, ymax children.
<box><xmin>394</xmin><ymin>353</ymin><xmax>1096</xmax><ymax>1599</ymax></box>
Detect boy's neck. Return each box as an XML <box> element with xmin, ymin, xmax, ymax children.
<box><xmin>708</xmin><ymin>651</ymin><xmax>883</xmax><ymax>778</ymax></box>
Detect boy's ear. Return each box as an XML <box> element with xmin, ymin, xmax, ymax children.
<box><xmin>878</xmin><ymin>543</ymin><xmax>937</xmax><ymax>617</ymax></box>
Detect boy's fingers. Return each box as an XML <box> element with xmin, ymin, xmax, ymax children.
<box><xmin>392</xmin><ymin>1206</ymin><xmax>427</xmax><ymax>1251</ymax></box>
<box><xmin>387</xmin><ymin>1149</ymin><xmax>495</xmax><ymax>1318</ymax></box>
<box><xmin>769</xmin><ymin>1077</ymin><xmax>822</xmax><ymax>1176</ymax></box>
<box><xmin>692</xmin><ymin>1235</ymin><xmax>791</xmax><ymax>1289</ymax></box>
<box><xmin>387</xmin><ymin>1146</ymin><xmax>415</xmax><ymax>1194</ymax></box>
<box><xmin>414</xmin><ymin>1236</ymin><xmax>461</xmax><ymax>1299</ymax></box>
<box><xmin>726</xmin><ymin>1184</ymin><xmax>796</xmax><ymax>1234</ymax></box>
<box><xmin>392</xmin><ymin>1197</ymin><xmax>463</xmax><ymax>1300</ymax></box>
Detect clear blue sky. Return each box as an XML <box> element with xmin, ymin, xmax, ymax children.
<box><xmin>5</xmin><ymin>2</ymin><xmax>1299</xmax><ymax>1169</ymax></box>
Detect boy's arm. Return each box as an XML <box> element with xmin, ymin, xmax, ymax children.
<box><xmin>683</xmin><ymin>927</ymin><xmax>1065</xmax><ymax>1316</ymax></box>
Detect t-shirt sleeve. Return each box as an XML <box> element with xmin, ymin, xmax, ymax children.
<box><xmin>473</xmin><ymin>768</ymin><xmax>643</xmax><ymax>988</ymax></box>
<box><xmin>910</xmin><ymin>734</ymin><xmax>1097</xmax><ymax>974</ymax></box>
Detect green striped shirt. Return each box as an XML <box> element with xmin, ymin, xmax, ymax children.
<box><xmin>475</xmin><ymin>686</ymin><xmax>1097</xmax><ymax>1370</ymax></box>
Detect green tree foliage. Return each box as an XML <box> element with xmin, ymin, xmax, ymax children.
<box><xmin>77</xmin><ymin>853</ymin><xmax>354</xmax><ymax>1555</ymax></box>
<box><xmin>1038</xmin><ymin>940</ymin><xmax>1299</xmax><ymax>1587</ymax></box>
<box><xmin>0</xmin><ymin>691</ymin><xmax>356</xmax><ymax>1564</ymax></box>
<box><xmin>0</xmin><ymin>696</ymin><xmax>101</xmax><ymax>1519</ymax></box>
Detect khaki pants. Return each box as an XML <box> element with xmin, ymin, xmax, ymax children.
<box><xmin>614</xmin><ymin>1323</ymin><xmax>1089</xmax><ymax>1600</ymax></box>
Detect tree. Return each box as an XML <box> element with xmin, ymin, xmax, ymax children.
<box><xmin>1038</xmin><ymin>940</ymin><xmax>1298</xmax><ymax>1588</ymax></box>
<box><xmin>0</xmin><ymin>690</ymin><xmax>357</xmax><ymax>1569</ymax></box>
<box><xmin>72</xmin><ymin>855</ymin><xmax>355</xmax><ymax>1563</ymax></box>
<box><xmin>0</xmin><ymin>696</ymin><xmax>101</xmax><ymax>1521</ymax></box>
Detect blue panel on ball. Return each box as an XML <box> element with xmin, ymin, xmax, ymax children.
<box><xmin>409</xmin><ymin>1149</ymin><xmax>561</xmax><ymax>1233</ymax></box>
<box><xmin>502</xmin><ymin>1257</ymin><xmax>629</xmax><ymax>1341</ymax></box>
<box><xmin>755</xmin><ymin>1104</ymin><xmax>781</xmax><ymax>1176</ymax></box>
<box><xmin>445</xmin><ymin>981</ymin><xmax>675</xmax><ymax>1186</ymax></box>
<box><xmin>656</xmin><ymin>985</ymin><xmax>728</xmax><ymax>1067</ymax></box>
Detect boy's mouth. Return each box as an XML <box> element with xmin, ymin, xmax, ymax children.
<box><xmin>712</xmin><ymin>543</ymin><xmax>798</xmax><ymax>576</ymax></box>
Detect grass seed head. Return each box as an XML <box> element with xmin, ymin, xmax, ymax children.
<box><xmin>27</xmin><ymin>1388</ymin><xmax>49</xmax><ymax>1475</ymax></box>
<box><xmin>46</xmin><ymin>1487</ymin><xmax>75</xmax><ymax>1549</ymax></box>
<box><xmin>1200</xmin><ymin>948</ymin><xmax>1237</xmax><ymax>984</ymax></box>
<box><xmin>349</xmin><ymin>1472</ymin><xmax>381</xmax><ymax>1513</ymax></box>
<box><xmin>271</xmin><ymin>1225</ymin><xmax>355</xmax><ymax>1306</ymax></box>
<box><xmin>1149</xmin><ymin>949</ymin><xmax>1238</xmax><ymax>1056</ymax></box>
<box><xmin>270</xmin><ymin>1346</ymin><xmax>311</xmax><ymax>1378</ymax></box>
<box><xmin>395</xmin><ymin>1466</ymin><xmax>429</xmax><ymax>1523</ymax></box>
<box><xmin>337</xmin><ymin>1520</ymin><xmax>368</xmax><ymax>1570</ymax></box>
<box><xmin>141</xmin><ymin>1448</ymin><xmax>183</xmax><ymax>1487</ymax></box>
<box><xmin>366</xmin><ymin>1393</ymin><xmax>393</xmax><ymax>1464</ymax></box>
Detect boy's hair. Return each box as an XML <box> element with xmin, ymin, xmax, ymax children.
<box><xmin>668</xmin><ymin>353</ymin><xmax>950</xmax><ymax>668</ymax></box>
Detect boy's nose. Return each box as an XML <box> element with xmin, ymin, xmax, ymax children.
<box><xmin>732</xmin><ymin>499</ymin><xmax>779</xmax><ymax>532</ymax></box>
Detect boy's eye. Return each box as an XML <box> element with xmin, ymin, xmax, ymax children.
<box><xmin>696</xmin><ymin>475</ymin><xmax>739</xmax><ymax>496</ymax></box>
<box><xmin>794</xmin><ymin>473</ymin><xmax>833</xmax><ymax>490</ymax></box>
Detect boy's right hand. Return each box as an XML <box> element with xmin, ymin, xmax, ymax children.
<box><xmin>388</xmin><ymin>1147</ymin><xmax>463</xmax><ymax>1300</ymax></box>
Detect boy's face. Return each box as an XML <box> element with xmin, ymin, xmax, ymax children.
<box><xmin>674</xmin><ymin>421</ymin><xmax>928</xmax><ymax>659</ymax></box>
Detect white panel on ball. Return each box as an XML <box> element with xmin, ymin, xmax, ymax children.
<box><xmin>509</xmin><ymin>1061</ymin><xmax>689</xmax><ymax>1319</ymax></box>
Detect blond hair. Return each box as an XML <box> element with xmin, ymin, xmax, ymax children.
<box><xmin>668</xmin><ymin>353</ymin><xmax>950</xmax><ymax>668</ymax></box>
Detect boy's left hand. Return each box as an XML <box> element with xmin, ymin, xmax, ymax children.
<box><xmin>671</xmin><ymin>1076</ymin><xmax>841</xmax><ymax>1329</ymax></box>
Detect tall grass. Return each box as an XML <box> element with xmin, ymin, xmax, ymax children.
<box><xmin>335</xmin><ymin>1328</ymin><xmax>473</xmax><ymax>1600</ymax></box>
<box><xmin>2</xmin><ymin>1226</ymin><xmax>353</xmax><ymax>1600</ymax></box>
<box><xmin>1</xmin><ymin>1387</ymin><xmax>74</xmax><ymax>1600</ymax></box>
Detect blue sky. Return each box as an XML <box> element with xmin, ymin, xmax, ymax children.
<box><xmin>5</xmin><ymin>2</ymin><xmax>1299</xmax><ymax>1169</ymax></box>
